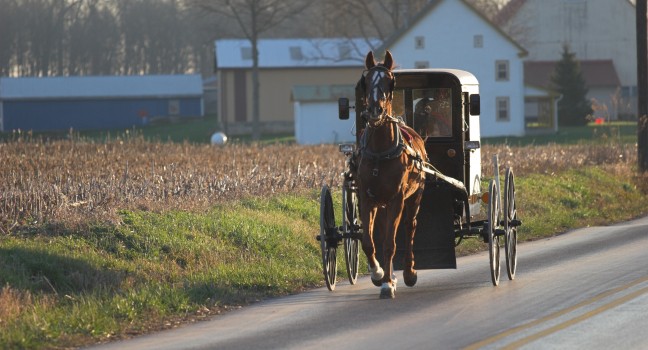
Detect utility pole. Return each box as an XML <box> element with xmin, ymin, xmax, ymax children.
<box><xmin>637</xmin><ymin>0</ymin><xmax>648</xmax><ymax>172</ymax></box>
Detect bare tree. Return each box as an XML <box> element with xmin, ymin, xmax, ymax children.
<box><xmin>67</xmin><ymin>0</ymin><xmax>120</xmax><ymax>75</ymax></box>
<box><xmin>303</xmin><ymin>0</ymin><xmax>503</xmax><ymax>56</ymax></box>
<box><xmin>313</xmin><ymin>0</ymin><xmax>427</xmax><ymax>43</ymax></box>
<box><xmin>191</xmin><ymin>0</ymin><xmax>313</xmax><ymax>140</ymax></box>
<box><xmin>1</xmin><ymin>0</ymin><xmax>217</xmax><ymax>77</ymax></box>
<box><xmin>0</xmin><ymin>0</ymin><xmax>504</xmax><ymax>79</ymax></box>
<box><xmin>0</xmin><ymin>0</ymin><xmax>18</xmax><ymax>76</ymax></box>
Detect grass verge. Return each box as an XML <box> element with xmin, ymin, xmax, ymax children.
<box><xmin>0</xmin><ymin>166</ymin><xmax>647</xmax><ymax>349</ymax></box>
<box><xmin>483</xmin><ymin>121</ymin><xmax>638</xmax><ymax>145</ymax></box>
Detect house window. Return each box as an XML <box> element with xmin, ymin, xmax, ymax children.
<box><xmin>241</xmin><ymin>47</ymin><xmax>252</xmax><ymax>60</ymax></box>
<box><xmin>415</xmin><ymin>61</ymin><xmax>429</xmax><ymax>69</ymax></box>
<box><xmin>415</xmin><ymin>36</ymin><xmax>425</xmax><ymax>49</ymax></box>
<box><xmin>496</xmin><ymin>97</ymin><xmax>510</xmax><ymax>122</ymax></box>
<box><xmin>290</xmin><ymin>46</ymin><xmax>303</xmax><ymax>60</ymax></box>
<box><xmin>474</xmin><ymin>35</ymin><xmax>483</xmax><ymax>48</ymax></box>
<box><xmin>496</xmin><ymin>60</ymin><xmax>509</xmax><ymax>81</ymax></box>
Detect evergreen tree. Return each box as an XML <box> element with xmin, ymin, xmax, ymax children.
<box><xmin>551</xmin><ymin>44</ymin><xmax>593</xmax><ymax>126</ymax></box>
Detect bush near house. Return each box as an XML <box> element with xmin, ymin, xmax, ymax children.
<box><xmin>552</xmin><ymin>45</ymin><xmax>593</xmax><ymax>126</ymax></box>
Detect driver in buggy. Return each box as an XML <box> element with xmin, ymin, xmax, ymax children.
<box><xmin>413</xmin><ymin>88</ymin><xmax>452</xmax><ymax>138</ymax></box>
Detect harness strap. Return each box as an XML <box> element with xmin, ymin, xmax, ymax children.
<box><xmin>360</xmin><ymin>121</ymin><xmax>406</xmax><ymax>162</ymax></box>
<box><xmin>418</xmin><ymin>161</ymin><xmax>467</xmax><ymax>192</ymax></box>
<box><xmin>359</xmin><ymin>118</ymin><xmax>428</xmax><ymax>177</ymax></box>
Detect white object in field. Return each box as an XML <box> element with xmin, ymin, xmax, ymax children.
<box><xmin>210</xmin><ymin>132</ymin><xmax>228</xmax><ymax>145</ymax></box>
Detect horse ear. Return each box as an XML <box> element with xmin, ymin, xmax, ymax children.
<box><xmin>365</xmin><ymin>51</ymin><xmax>376</xmax><ymax>69</ymax></box>
<box><xmin>384</xmin><ymin>50</ymin><xmax>394</xmax><ymax>70</ymax></box>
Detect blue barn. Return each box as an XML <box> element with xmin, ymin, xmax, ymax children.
<box><xmin>0</xmin><ymin>75</ymin><xmax>203</xmax><ymax>132</ymax></box>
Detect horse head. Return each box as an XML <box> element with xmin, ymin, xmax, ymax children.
<box><xmin>362</xmin><ymin>50</ymin><xmax>395</xmax><ymax>127</ymax></box>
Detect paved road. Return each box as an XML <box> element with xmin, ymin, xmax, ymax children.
<box><xmin>90</xmin><ymin>215</ymin><xmax>648</xmax><ymax>350</ymax></box>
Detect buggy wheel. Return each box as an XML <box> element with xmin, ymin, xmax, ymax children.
<box><xmin>320</xmin><ymin>185</ymin><xmax>338</xmax><ymax>291</ymax></box>
<box><xmin>487</xmin><ymin>179</ymin><xmax>501</xmax><ymax>286</ymax></box>
<box><xmin>342</xmin><ymin>184</ymin><xmax>360</xmax><ymax>285</ymax></box>
<box><xmin>504</xmin><ymin>168</ymin><xmax>518</xmax><ymax>280</ymax></box>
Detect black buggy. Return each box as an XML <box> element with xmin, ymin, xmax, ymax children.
<box><xmin>317</xmin><ymin>69</ymin><xmax>521</xmax><ymax>290</ymax></box>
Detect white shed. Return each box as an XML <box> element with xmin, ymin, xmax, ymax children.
<box><xmin>292</xmin><ymin>85</ymin><xmax>356</xmax><ymax>145</ymax></box>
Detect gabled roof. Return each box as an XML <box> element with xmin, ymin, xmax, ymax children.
<box><xmin>492</xmin><ymin>0</ymin><xmax>526</xmax><ymax>26</ymax></box>
<box><xmin>215</xmin><ymin>38</ymin><xmax>381</xmax><ymax>69</ymax></box>
<box><xmin>0</xmin><ymin>75</ymin><xmax>203</xmax><ymax>100</ymax></box>
<box><xmin>376</xmin><ymin>0</ymin><xmax>527</xmax><ymax>57</ymax></box>
<box><xmin>524</xmin><ymin>60</ymin><xmax>621</xmax><ymax>89</ymax></box>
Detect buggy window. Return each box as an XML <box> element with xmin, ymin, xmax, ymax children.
<box><xmin>392</xmin><ymin>89</ymin><xmax>405</xmax><ymax>118</ymax></box>
<box><xmin>412</xmin><ymin>88</ymin><xmax>452</xmax><ymax>138</ymax></box>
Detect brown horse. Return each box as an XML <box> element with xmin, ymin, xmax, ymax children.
<box><xmin>356</xmin><ymin>51</ymin><xmax>427</xmax><ymax>299</ymax></box>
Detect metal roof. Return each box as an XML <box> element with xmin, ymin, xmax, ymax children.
<box><xmin>215</xmin><ymin>38</ymin><xmax>381</xmax><ymax>69</ymax></box>
<box><xmin>0</xmin><ymin>74</ymin><xmax>203</xmax><ymax>100</ymax></box>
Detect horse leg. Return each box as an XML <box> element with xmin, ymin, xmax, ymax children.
<box><xmin>380</xmin><ymin>201</ymin><xmax>405</xmax><ymax>299</ymax></box>
<box><xmin>361</xmin><ymin>205</ymin><xmax>384</xmax><ymax>286</ymax></box>
<box><xmin>403</xmin><ymin>188</ymin><xmax>424</xmax><ymax>287</ymax></box>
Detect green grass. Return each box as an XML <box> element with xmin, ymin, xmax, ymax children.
<box><xmin>1</xmin><ymin>166</ymin><xmax>647</xmax><ymax>348</ymax></box>
<box><xmin>0</xmin><ymin>193</ymin><xmax>324</xmax><ymax>348</ymax></box>
<box><xmin>0</xmin><ymin>114</ymin><xmax>296</xmax><ymax>145</ymax></box>
<box><xmin>515</xmin><ymin>167</ymin><xmax>648</xmax><ymax>240</ymax></box>
<box><xmin>484</xmin><ymin>121</ymin><xmax>638</xmax><ymax>145</ymax></box>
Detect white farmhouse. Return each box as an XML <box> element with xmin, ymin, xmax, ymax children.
<box><xmin>376</xmin><ymin>0</ymin><xmax>529</xmax><ymax>137</ymax></box>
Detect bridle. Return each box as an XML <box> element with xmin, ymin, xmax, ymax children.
<box><xmin>362</xmin><ymin>65</ymin><xmax>395</xmax><ymax>128</ymax></box>
<box><xmin>358</xmin><ymin>65</ymin><xmax>410</xmax><ymax>170</ymax></box>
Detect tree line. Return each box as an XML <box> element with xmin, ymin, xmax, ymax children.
<box><xmin>0</xmin><ymin>0</ymin><xmax>502</xmax><ymax>78</ymax></box>
<box><xmin>0</xmin><ymin>0</ymin><xmax>215</xmax><ymax>77</ymax></box>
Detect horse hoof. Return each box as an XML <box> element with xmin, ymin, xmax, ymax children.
<box><xmin>404</xmin><ymin>270</ymin><xmax>418</xmax><ymax>287</ymax></box>
<box><xmin>380</xmin><ymin>283</ymin><xmax>395</xmax><ymax>299</ymax></box>
<box><xmin>370</xmin><ymin>266</ymin><xmax>384</xmax><ymax>286</ymax></box>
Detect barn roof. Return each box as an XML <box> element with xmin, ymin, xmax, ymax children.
<box><xmin>0</xmin><ymin>74</ymin><xmax>203</xmax><ymax>100</ymax></box>
<box><xmin>215</xmin><ymin>38</ymin><xmax>381</xmax><ymax>69</ymax></box>
<box><xmin>524</xmin><ymin>60</ymin><xmax>621</xmax><ymax>89</ymax></box>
